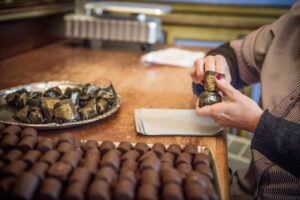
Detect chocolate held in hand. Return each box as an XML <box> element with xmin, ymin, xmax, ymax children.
<box><xmin>199</xmin><ymin>71</ymin><xmax>225</xmax><ymax>107</ymax></box>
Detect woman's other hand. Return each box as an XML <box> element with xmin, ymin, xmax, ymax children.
<box><xmin>190</xmin><ymin>55</ymin><xmax>232</xmax><ymax>85</ymax></box>
<box><xmin>196</xmin><ymin>75</ymin><xmax>263</xmax><ymax>132</ymax></box>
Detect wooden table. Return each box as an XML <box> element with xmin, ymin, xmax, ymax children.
<box><xmin>0</xmin><ymin>41</ymin><xmax>229</xmax><ymax>199</ymax></box>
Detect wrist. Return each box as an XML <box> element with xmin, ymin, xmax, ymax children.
<box><xmin>250</xmin><ymin>109</ymin><xmax>263</xmax><ymax>132</ymax></box>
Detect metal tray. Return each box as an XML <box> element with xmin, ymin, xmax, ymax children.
<box><xmin>0</xmin><ymin>81</ymin><xmax>122</xmax><ymax>130</ymax></box>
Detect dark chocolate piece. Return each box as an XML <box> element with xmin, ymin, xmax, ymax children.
<box><xmin>61</xmin><ymin>150</ymin><xmax>83</xmax><ymax>169</ymax></box>
<box><xmin>139</xmin><ymin>156</ymin><xmax>161</xmax><ymax>172</ymax></box>
<box><xmin>117</xmin><ymin>141</ymin><xmax>133</xmax><ymax>154</ymax></box>
<box><xmin>161</xmin><ymin>168</ymin><xmax>182</xmax><ymax>185</ymax></box>
<box><xmin>161</xmin><ymin>162</ymin><xmax>172</xmax><ymax>172</ymax></box>
<box><xmin>88</xmin><ymin>180</ymin><xmax>110</xmax><ymax>200</ymax></box>
<box><xmin>11</xmin><ymin>172</ymin><xmax>39</xmax><ymax>200</ymax></box>
<box><xmin>121</xmin><ymin>150</ymin><xmax>140</xmax><ymax>161</ymax></box>
<box><xmin>100</xmin><ymin>150</ymin><xmax>120</xmax><ymax>171</ymax></box>
<box><xmin>37</xmin><ymin>138</ymin><xmax>55</xmax><ymax>153</ymax></box>
<box><xmin>151</xmin><ymin>143</ymin><xmax>166</xmax><ymax>156</ymax></box>
<box><xmin>83</xmin><ymin>149</ymin><xmax>100</xmax><ymax>175</ymax></box>
<box><xmin>160</xmin><ymin>152</ymin><xmax>175</xmax><ymax>166</ymax></box>
<box><xmin>57</xmin><ymin>142</ymin><xmax>74</xmax><ymax>154</ymax></box>
<box><xmin>0</xmin><ymin>176</ymin><xmax>16</xmax><ymax>197</ymax></box>
<box><xmin>17</xmin><ymin>136</ymin><xmax>37</xmax><ymax>152</ymax></box>
<box><xmin>195</xmin><ymin>164</ymin><xmax>214</xmax><ymax>180</ymax></box>
<box><xmin>38</xmin><ymin>177</ymin><xmax>63</xmax><ymax>200</ymax></box>
<box><xmin>69</xmin><ymin>167</ymin><xmax>91</xmax><ymax>185</ymax></box>
<box><xmin>41</xmin><ymin>97</ymin><xmax>60</xmax><ymax>122</ymax></box>
<box><xmin>185</xmin><ymin>171</ymin><xmax>212</xmax><ymax>188</ymax></box>
<box><xmin>1</xmin><ymin>134</ymin><xmax>19</xmax><ymax>151</ymax></box>
<box><xmin>2</xmin><ymin>160</ymin><xmax>27</xmax><ymax>177</ymax></box>
<box><xmin>47</xmin><ymin>162</ymin><xmax>72</xmax><ymax>181</ymax></box>
<box><xmin>115</xmin><ymin>179</ymin><xmax>135</xmax><ymax>200</ymax></box>
<box><xmin>134</xmin><ymin>142</ymin><xmax>149</xmax><ymax>155</ymax></box>
<box><xmin>53</xmin><ymin>99</ymin><xmax>79</xmax><ymax>123</ymax></box>
<box><xmin>23</xmin><ymin>149</ymin><xmax>42</xmax><ymax>167</ymax></box>
<box><xmin>162</xmin><ymin>183</ymin><xmax>184</xmax><ymax>200</ymax></box>
<box><xmin>99</xmin><ymin>140</ymin><xmax>115</xmax><ymax>154</ymax></box>
<box><xmin>138</xmin><ymin>151</ymin><xmax>157</xmax><ymax>163</ymax></box>
<box><xmin>140</xmin><ymin>169</ymin><xmax>160</xmax><ymax>188</ymax></box>
<box><xmin>176</xmin><ymin>152</ymin><xmax>192</xmax><ymax>166</ymax></box>
<box><xmin>84</xmin><ymin>140</ymin><xmax>99</xmax><ymax>151</ymax></box>
<box><xmin>185</xmin><ymin>183</ymin><xmax>208</xmax><ymax>200</ymax></box>
<box><xmin>58</xmin><ymin>132</ymin><xmax>74</xmax><ymax>145</ymax></box>
<box><xmin>40</xmin><ymin>150</ymin><xmax>60</xmax><ymax>165</ymax></box>
<box><xmin>167</xmin><ymin>144</ymin><xmax>182</xmax><ymax>156</ymax></box>
<box><xmin>64</xmin><ymin>182</ymin><xmax>86</xmax><ymax>200</ymax></box>
<box><xmin>95</xmin><ymin>166</ymin><xmax>117</xmax><ymax>184</ymax></box>
<box><xmin>193</xmin><ymin>153</ymin><xmax>210</xmax><ymax>167</ymax></box>
<box><xmin>137</xmin><ymin>184</ymin><xmax>158</xmax><ymax>200</ymax></box>
<box><xmin>28</xmin><ymin>106</ymin><xmax>45</xmax><ymax>124</ymax></box>
<box><xmin>121</xmin><ymin>160</ymin><xmax>138</xmax><ymax>172</ymax></box>
<box><xmin>183</xmin><ymin>143</ymin><xmax>198</xmax><ymax>155</ymax></box>
<box><xmin>177</xmin><ymin>163</ymin><xmax>192</xmax><ymax>176</ymax></box>
<box><xmin>2</xmin><ymin>149</ymin><xmax>23</xmax><ymax>163</ymax></box>
<box><xmin>2</xmin><ymin>125</ymin><xmax>22</xmax><ymax>136</ymax></box>
<box><xmin>21</xmin><ymin>128</ymin><xmax>38</xmax><ymax>138</ymax></box>
<box><xmin>118</xmin><ymin>169</ymin><xmax>136</xmax><ymax>186</ymax></box>
<box><xmin>30</xmin><ymin>161</ymin><xmax>49</xmax><ymax>181</ymax></box>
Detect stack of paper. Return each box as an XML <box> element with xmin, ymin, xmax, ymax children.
<box><xmin>134</xmin><ymin>108</ymin><xmax>223</xmax><ymax>136</ymax></box>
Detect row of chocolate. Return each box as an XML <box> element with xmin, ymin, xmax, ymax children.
<box><xmin>0</xmin><ymin>124</ymin><xmax>219</xmax><ymax>200</ymax></box>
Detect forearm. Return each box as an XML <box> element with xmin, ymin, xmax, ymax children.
<box><xmin>252</xmin><ymin>110</ymin><xmax>300</xmax><ymax>178</ymax></box>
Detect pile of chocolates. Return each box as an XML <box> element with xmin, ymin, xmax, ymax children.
<box><xmin>5</xmin><ymin>83</ymin><xmax>117</xmax><ymax>124</ymax></box>
<box><xmin>0</xmin><ymin>124</ymin><xmax>219</xmax><ymax>200</ymax></box>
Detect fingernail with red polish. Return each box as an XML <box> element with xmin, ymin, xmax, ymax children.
<box><xmin>216</xmin><ymin>74</ymin><xmax>222</xmax><ymax>80</ymax></box>
<box><xmin>201</xmin><ymin>80</ymin><xmax>205</xmax><ymax>84</ymax></box>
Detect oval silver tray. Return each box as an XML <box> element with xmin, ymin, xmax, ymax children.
<box><xmin>0</xmin><ymin>81</ymin><xmax>122</xmax><ymax>130</ymax></box>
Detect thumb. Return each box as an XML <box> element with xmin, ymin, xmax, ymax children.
<box><xmin>215</xmin><ymin>74</ymin><xmax>236</xmax><ymax>98</ymax></box>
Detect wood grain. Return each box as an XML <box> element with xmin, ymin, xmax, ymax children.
<box><xmin>0</xmin><ymin>41</ymin><xmax>229</xmax><ymax>199</ymax></box>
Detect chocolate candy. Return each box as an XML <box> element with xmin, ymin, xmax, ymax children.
<box><xmin>95</xmin><ymin>166</ymin><xmax>116</xmax><ymax>184</ymax></box>
<box><xmin>152</xmin><ymin>143</ymin><xmax>166</xmax><ymax>156</ymax></box>
<box><xmin>160</xmin><ymin>152</ymin><xmax>175</xmax><ymax>166</ymax></box>
<box><xmin>69</xmin><ymin>167</ymin><xmax>91</xmax><ymax>185</ymax></box>
<box><xmin>193</xmin><ymin>153</ymin><xmax>210</xmax><ymax>167</ymax></box>
<box><xmin>0</xmin><ymin>123</ymin><xmax>6</xmax><ymax>132</ymax></box>
<box><xmin>139</xmin><ymin>156</ymin><xmax>161</xmax><ymax>172</ymax></box>
<box><xmin>195</xmin><ymin>164</ymin><xmax>214</xmax><ymax>180</ymax></box>
<box><xmin>121</xmin><ymin>160</ymin><xmax>138</xmax><ymax>172</ymax></box>
<box><xmin>99</xmin><ymin>140</ymin><xmax>115</xmax><ymax>154</ymax></box>
<box><xmin>140</xmin><ymin>169</ymin><xmax>160</xmax><ymax>188</ymax></box>
<box><xmin>2</xmin><ymin>149</ymin><xmax>22</xmax><ymax>163</ymax></box>
<box><xmin>137</xmin><ymin>184</ymin><xmax>158</xmax><ymax>200</ymax></box>
<box><xmin>47</xmin><ymin>162</ymin><xmax>72</xmax><ymax>181</ymax></box>
<box><xmin>138</xmin><ymin>151</ymin><xmax>157</xmax><ymax>163</ymax></box>
<box><xmin>117</xmin><ymin>141</ymin><xmax>133</xmax><ymax>154</ymax></box>
<box><xmin>17</xmin><ymin>136</ymin><xmax>37</xmax><ymax>152</ymax></box>
<box><xmin>37</xmin><ymin>138</ymin><xmax>55</xmax><ymax>153</ymax></box>
<box><xmin>0</xmin><ymin>176</ymin><xmax>16</xmax><ymax>197</ymax></box>
<box><xmin>83</xmin><ymin>149</ymin><xmax>100</xmax><ymax>175</ymax></box>
<box><xmin>2</xmin><ymin>125</ymin><xmax>22</xmax><ymax>136</ymax></box>
<box><xmin>58</xmin><ymin>132</ymin><xmax>74</xmax><ymax>145</ymax></box>
<box><xmin>161</xmin><ymin>168</ymin><xmax>182</xmax><ymax>185</ymax></box>
<box><xmin>84</xmin><ymin>140</ymin><xmax>99</xmax><ymax>151</ymax></box>
<box><xmin>177</xmin><ymin>163</ymin><xmax>192</xmax><ymax>176</ymax></box>
<box><xmin>134</xmin><ymin>142</ymin><xmax>149</xmax><ymax>155</ymax></box>
<box><xmin>183</xmin><ymin>143</ymin><xmax>198</xmax><ymax>155</ymax></box>
<box><xmin>185</xmin><ymin>183</ymin><xmax>208</xmax><ymax>200</ymax></box>
<box><xmin>21</xmin><ymin>128</ymin><xmax>38</xmax><ymax>138</ymax></box>
<box><xmin>163</xmin><ymin>183</ymin><xmax>184</xmax><ymax>200</ymax></box>
<box><xmin>167</xmin><ymin>144</ymin><xmax>182</xmax><ymax>156</ymax></box>
<box><xmin>88</xmin><ymin>180</ymin><xmax>110</xmax><ymax>200</ymax></box>
<box><xmin>40</xmin><ymin>150</ymin><xmax>60</xmax><ymax>165</ymax></box>
<box><xmin>1</xmin><ymin>134</ymin><xmax>19</xmax><ymax>151</ymax></box>
<box><xmin>121</xmin><ymin>150</ymin><xmax>140</xmax><ymax>161</ymax></box>
<box><xmin>207</xmin><ymin>187</ymin><xmax>219</xmax><ymax>200</ymax></box>
<box><xmin>2</xmin><ymin>160</ymin><xmax>27</xmax><ymax>177</ymax></box>
<box><xmin>53</xmin><ymin>99</ymin><xmax>79</xmax><ymax>123</ymax></box>
<box><xmin>57</xmin><ymin>142</ymin><xmax>74</xmax><ymax>154</ymax></box>
<box><xmin>118</xmin><ymin>169</ymin><xmax>136</xmax><ymax>186</ymax></box>
<box><xmin>23</xmin><ymin>149</ymin><xmax>42</xmax><ymax>167</ymax></box>
<box><xmin>176</xmin><ymin>153</ymin><xmax>192</xmax><ymax>166</ymax></box>
<box><xmin>101</xmin><ymin>150</ymin><xmax>120</xmax><ymax>171</ymax></box>
<box><xmin>30</xmin><ymin>161</ymin><xmax>49</xmax><ymax>181</ymax></box>
<box><xmin>11</xmin><ymin>172</ymin><xmax>39</xmax><ymax>200</ymax></box>
<box><xmin>61</xmin><ymin>150</ymin><xmax>83</xmax><ymax>169</ymax></box>
<box><xmin>64</xmin><ymin>182</ymin><xmax>86</xmax><ymax>200</ymax></box>
<box><xmin>185</xmin><ymin>171</ymin><xmax>212</xmax><ymax>188</ymax></box>
<box><xmin>38</xmin><ymin>177</ymin><xmax>63</xmax><ymax>200</ymax></box>
<box><xmin>115</xmin><ymin>179</ymin><xmax>135</xmax><ymax>200</ymax></box>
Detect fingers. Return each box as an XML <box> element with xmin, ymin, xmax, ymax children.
<box><xmin>196</xmin><ymin>103</ymin><xmax>212</xmax><ymax>117</ymax></box>
<box><xmin>204</xmin><ymin>56</ymin><xmax>215</xmax><ymax>71</ymax></box>
<box><xmin>215</xmin><ymin>74</ymin><xmax>237</xmax><ymax>98</ymax></box>
<box><xmin>215</xmin><ymin>55</ymin><xmax>226</xmax><ymax>74</ymax></box>
<box><xmin>190</xmin><ymin>58</ymin><xmax>205</xmax><ymax>84</ymax></box>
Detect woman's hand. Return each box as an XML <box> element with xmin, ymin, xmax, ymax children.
<box><xmin>196</xmin><ymin>75</ymin><xmax>263</xmax><ymax>132</ymax></box>
<box><xmin>190</xmin><ymin>55</ymin><xmax>232</xmax><ymax>85</ymax></box>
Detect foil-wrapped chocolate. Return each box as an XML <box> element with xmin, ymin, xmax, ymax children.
<box><xmin>14</xmin><ymin>105</ymin><xmax>31</xmax><ymax>123</ymax></box>
<box><xmin>26</xmin><ymin>92</ymin><xmax>42</xmax><ymax>107</ymax></box>
<box><xmin>6</xmin><ymin>92</ymin><xmax>20</xmax><ymax>106</ymax></box>
<box><xmin>41</xmin><ymin>97</ymin><xmax>60</xmax><ymax>122</ymax></box>
<box><xmin>28</xmin><ymin>107</ymin><xmax>44</xmax><ymax>124</ymax></box>
<box><xmin>97</xmin><ymin>84</ymin><xmax>117</xmax><ymax>106</ymax></box>
<box><xmin>16</xmin><ymin>92</ymin><xmax>28</xmax><ymax>108</ymax></box>
<box><xmin>62</xmin><ymin>87</ymin><xmax>80</xmax><ymax>106</ymax></box>
<box><xmin>43</xmin><ymin>87</ymin><xmax>62</xmax><ymax>99</ymax></box>
<box><xmin>199</xmin><ymin>71</ymin><xmax>225</xmax><ymax>107</ymax></box>
<box><xmin>78</xmin><ymin>98</ymin><xmax>98</xmax><ymax>120</ymax></box>
<box><xmin>96</xmin><ymin>98</ymin><xmax>109</xmax><ymax>114</ymax></box>
<box><xmin>53</xmin><ymin>99</ymin><xmax>79</xmax><ymax>123</ymax></box>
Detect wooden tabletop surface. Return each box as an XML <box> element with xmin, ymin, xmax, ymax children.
<box><xmin>0</xmin><ymin>41</ymin><xmax>229</xmax><ymax>199</ymax></box>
